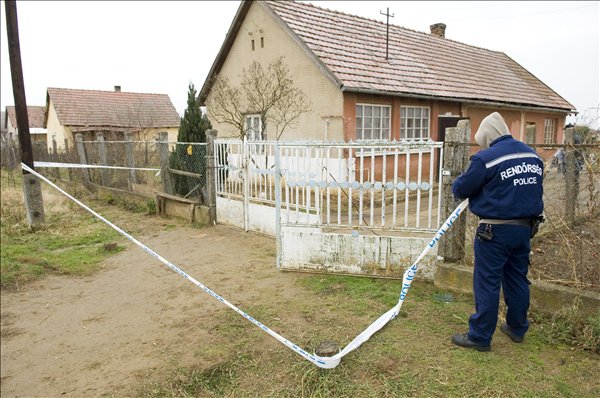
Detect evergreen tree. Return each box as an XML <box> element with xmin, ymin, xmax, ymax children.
<box><xmin>177</xmin><ymin>83</ymin><xmax>211</xmax><ymax>143</ymax></box>
<box><xmin>170</xmin><ymin>83</ymin><xmax>212</xmax><ymax>199</ymax></box>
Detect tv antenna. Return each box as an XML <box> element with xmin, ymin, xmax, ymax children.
<box><xmin>380</xmin><ymin>7</ymin><xmax>395</xmax><ymax>60</ymax></box>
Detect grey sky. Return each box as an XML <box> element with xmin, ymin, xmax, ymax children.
<box><xmin>1</xmin><ymin>1</ymin><xmax>598</xmax><ymax>128</ymax></box>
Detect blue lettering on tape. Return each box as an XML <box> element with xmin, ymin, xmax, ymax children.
<box><xmin>399</xmin><ymin>282</ymin><xmax>411</xmax><ymax>300</ymax></box>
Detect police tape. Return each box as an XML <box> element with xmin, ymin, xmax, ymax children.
<box><xmin>33</xmin><ymin>161</ymin><xmax>161</xmax><ymax>172</ymax></box>
<box><xmin>21</xmin><ymin>162</ymin><xmax>468</xmax><ymax>369</ymax></box>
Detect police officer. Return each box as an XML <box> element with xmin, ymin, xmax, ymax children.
<box><xmin>451</xmin><ymin>112</ymin><xmax>544</xmax><ymax>351</ymax></box>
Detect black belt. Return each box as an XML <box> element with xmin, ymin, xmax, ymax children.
<box><xmin>479</xmin><ymin>218</ymin><xmax>531</xmax><ymax>227</ymax></box>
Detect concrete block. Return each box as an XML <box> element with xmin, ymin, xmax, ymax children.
<box><xmin>434</xmin><ymin>263</ymin><xmax>600</xmax><ymax>316</ymax></box>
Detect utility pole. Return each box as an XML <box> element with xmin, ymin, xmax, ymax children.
<box><xmin>5</xmin><ymin>0</ymin><xmax>45</xmax><ymax>227</ymax></box>
<box><xmin>380</xmin><ymin>7</ymin><xmax>394</xmax><ymax>60</ymax></box>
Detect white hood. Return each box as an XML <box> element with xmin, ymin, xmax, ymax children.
<box><xmin>474</xmin><ymin>112</ymin><xmax>510</xmax><ymax>149</ymax></box>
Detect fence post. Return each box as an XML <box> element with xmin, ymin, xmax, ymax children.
<box><xmin>125</xmin><ymin>132</ymin><xmax>137</xmax><ymax>187</ymax></box>
<box><xmin>439</xmin><ymin>119</ymin><xmax>471</xmax><ymax>262</ymax></box>
<box><xmin>274</xmin><ymin>140</ymin><xmax>281</xmax><ymax>269</ymax></box>
<box><xmin>75</xmin><ymin>134</ymin><xmax>90</xmax><ymax>182</ymax></box>
<box><xmin>8</xmin><ymin>139</ymin><xmax>17</xmax><ymax>169</ymax></box>
<box><xmin>51</xmin><ymin>137</ymin><xmax>60</xmax><ymax>179</ymax></box>
<box><xmin>564</xmin><ymin>127</ymin><xmax>578</xmax><ymax>226</ymax></box>
<box><xmin>64</xmin><ymin>138</ymin><xmax>73</xmax><ymax>181</ymax></box>
<box><xmin>205</xmin><ymin>129</ymin><xmax>218</xmax><ymax>225</ymax></box>
<box><xmin>157</xmin><ymin>131</ymin><xmax>173</xmax><ymax>195</ymax></box>
<box><xmin>242</xmin><ymin>135</ymin><xmax>250</xmax><ymax>231</ymax></box>
<box><xmin>96</xmin><ymin>132</ymin><xmax>109</xmax><ymax>186</ymax></box>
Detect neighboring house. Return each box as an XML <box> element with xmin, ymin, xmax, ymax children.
<box><xmin>4</xmin><ymin>105</ymin><xmax>47</xmax><ymax>144</ymax></box>
<box><xmin>199</xmin><ymin>0</ymin><xmax>575</xmax><ymax>160</ymax></box>
<box><xmin>45</xmin><ymin>86</ymin><xmax>180</xmax><ymax>151</ymax></box>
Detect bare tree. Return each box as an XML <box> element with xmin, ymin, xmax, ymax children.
<box><xmin>207</xmin><ymin>77</ymin><xmax>248</xmax><ymax>138</ymax></box>
<box><xmin>122</xmin><ymin>98</ymin><xmax>160</xmax><ymax>142</ymax></box>
<box><xmin>207</xmin><ymin>56</ymin><xmax>310</xmax><ymax>140</ymax></box>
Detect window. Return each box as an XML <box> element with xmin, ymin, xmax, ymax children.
<box><xmin>544</xmin><ymin>118</ymin><xmax>557</xmax><ymax>144</ymax></box>
<box><xmin>261</xmin><ymin>37</ymin><xmax>264</xmax><ymax>48</ymax></box>
<box><xmin>245</xmin><ymin>114</ymin><xmax>263</xmax><ymax>141</ymax></box>
<box><xmin>251</xmin><ymin>39</ymin><xmax>255</xmax><ymax>51</ymax></box>
<box><xmin>355</xmin><ymin>104</ymin><xmax>391</xmax><ymax>140</ymax></box>
<box><xmin>400</xmin><ymin>106</ymin><xmax>430</xmax><ymax>140</ymax></box>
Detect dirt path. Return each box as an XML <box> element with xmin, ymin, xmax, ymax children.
<box><xmin>0</xmin><ymin>218</ymin><xmax>298</xmax><ymax>397</ymax></box>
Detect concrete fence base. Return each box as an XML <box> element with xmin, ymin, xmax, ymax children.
<box><xmin>155</xmin><ymin>192</ymin><xmax>211</xmax><ymax>225</ymax></box>
<box><xmin>434</xmin><ymin>263</ymin><xmax>600</xmax><ymax>316</ymax></box>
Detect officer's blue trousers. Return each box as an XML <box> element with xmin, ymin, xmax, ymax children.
<box><xmin>468</xmin><ymin>224</ymin><xmax>531</xmax><ymax>346</ymax></box>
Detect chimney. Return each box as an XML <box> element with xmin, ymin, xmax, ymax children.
<box><xmin>430</xmin><ymin>23</ymin><xmax>446</xmax><ymax>38</ymax></box>
<box><xmin>114</xmin><ymin>85</ymin><xmax>121</xmax><ymax>92</ymax></box>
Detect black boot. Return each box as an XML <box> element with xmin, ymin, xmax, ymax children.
<box><xmin>500</xmin><ymin>323</ymin><xmax>524</xmax><ymax>343</ymax></box>
<box><xmin>451</xmin><ymin>333</ymin><xmax>491</xmax><ymax>351</ymax></box>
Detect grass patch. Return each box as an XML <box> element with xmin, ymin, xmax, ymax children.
<box><xmin>1</xmin><ymin>170</ymin><xmax>124</xmax><ymax>287</ymax></box>
<box><xmin>135</xmin><ymin>275</ymin><xmax>600</xmax><ymax>397</ymax></box>
<box><xmin>1</xmin><ymin>210</ymin><xmax>123</xmax><ymax>287</ymax></box>
<box><xmin>103</xmin><ymin>193</ymin><xmax>154</xmax><ymax>214</ymax></box>
<box><xmin>139</xmin><ymin>360</ymin><xmax>241</xmax><ymax>398</ymax></box>
<box><xmin>531</xmin><ymin>299</ymin><xmax>600</xmax><ymax>354</ymax></box>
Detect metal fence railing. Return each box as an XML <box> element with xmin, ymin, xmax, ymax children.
<box><xmin>214</xmin><ymin>138</ymin><xmax>444</xmax><ymax>232</ymax></box>
<box><xmin>278</xmin><ymin>141</ymin><xmax>444</xmax><ymax>232</ymax></box>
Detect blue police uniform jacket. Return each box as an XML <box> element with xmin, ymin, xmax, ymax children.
<box><xmin>452</xmin><ymin>135</ymin><xmax>544</xmax><ymax>219</ymax></box>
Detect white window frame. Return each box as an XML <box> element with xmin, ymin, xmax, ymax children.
<box><xmin>245</xmin><ymin>114</ymin><xmax>263</xmax><ymax>141</ymax></box>
<box><xmin>355</xmin><ymin>104</ymin><xmax>392</xmax><ymax>141</ymax></box>
<box><xmin>400</xmin><ymin>106</ymin><xmax>430</xmax><ymax>141</ymax></box>
<box><xmin>543</xmin><ymin>118</ymin><xmax>557</xmax><ymax>144</ymax></box>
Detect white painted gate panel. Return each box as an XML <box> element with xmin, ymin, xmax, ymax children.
<box><xmin>274</xmin><ymin>140</ymin><xmax>444</xmax><ymax>278</ymax></box>
<box><xmin>214</xmin><ymin>138</ymin><xmax>444</xmax><ymax>278</ymax></box>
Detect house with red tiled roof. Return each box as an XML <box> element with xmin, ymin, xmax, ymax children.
<box><xmin>4</xmin><ymin>105</ymin><xmax>47</xmax><ymax>144</ymax></box>
<box><xmin>45</xmin><ymin>86</ymin><xmax>180</xmax><ymax>150</ymax></box>
<box><xmin>199</xmin><ymin>0</ymin><xmax>575</xmax><ymax>158</ymax></box>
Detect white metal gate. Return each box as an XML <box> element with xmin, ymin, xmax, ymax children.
<box><xmin>214</xmin><ymin>138</ymin><xmax>444</xmax><ymax>278</ymax></box>
<box><xmin>214</xmin><ymin>137</ymin><xmax>280</xmax><ymax>235</ymax></box>
<box><xmin>273</xmin><ymin>140</ymin><xmax>445</xmax><ymax>278</ymax></box>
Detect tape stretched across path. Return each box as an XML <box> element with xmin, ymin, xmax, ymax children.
<box><xmin>33</xmin><ymin>161</ymin><xmax>160</xmax><ymax>172</ymax></box>
<box><xmin>21</xmin><ymin>163</ymin><xmax>468</xmax><ymax>369</ymax></box>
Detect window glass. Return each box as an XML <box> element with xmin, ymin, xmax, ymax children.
<box><xmin>400</xmin><ymin>106</ymin><xmax>430</xmax><ymax>140</ymax></box>
<box><xmin>354</xmin><ymin>104</ymin><xmax>391</xmax><ymax>140</ymax></box>
<box><xmin>356</xmin><ymin>105</ymin><xmax>363</xmax><ymax>117</ymax></box>
<box><xmin>544</xmin><ymin>118</ymin><xmax>557</xmax><ymax>144</ymax></box>
<box><xmin>245</xmin><ymin>114</ymin><xmax>262</xmax><ymax>141</ymax></box>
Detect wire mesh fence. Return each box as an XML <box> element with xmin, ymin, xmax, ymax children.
<box><xmin>2</xmin><ymin>139</ymin><xmax>208</xmax><ymax>203</ymax></box>
<box><xmin>460</xmin><ymin>144</ymin><xmax>600</xmax><ymax>275</ymax></box>
<box><xmin>168</xmin><ymin>142</ymin><xmax>207</xmax><ymax>201</ymax></box>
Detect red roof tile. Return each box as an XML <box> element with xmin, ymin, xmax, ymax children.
<box><xmin>6</xmin><ymin>106</ymin><xmax>46</xmax><ymax>128</ymax></box>
<box><xmin>46</xmin><ymin>88</ymin><xmax>180</xmax><ymax>129</ymax></box>
<box><xmin>264</xmin><ymin>0</ymin><xmax>574</xmax><ymax>111</ymax></box>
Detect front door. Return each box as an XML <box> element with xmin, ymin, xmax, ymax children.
<box><xmin>437</xmin><ymin>116</ymin><xmax>465</xmax><ymax>142</ymax></box>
